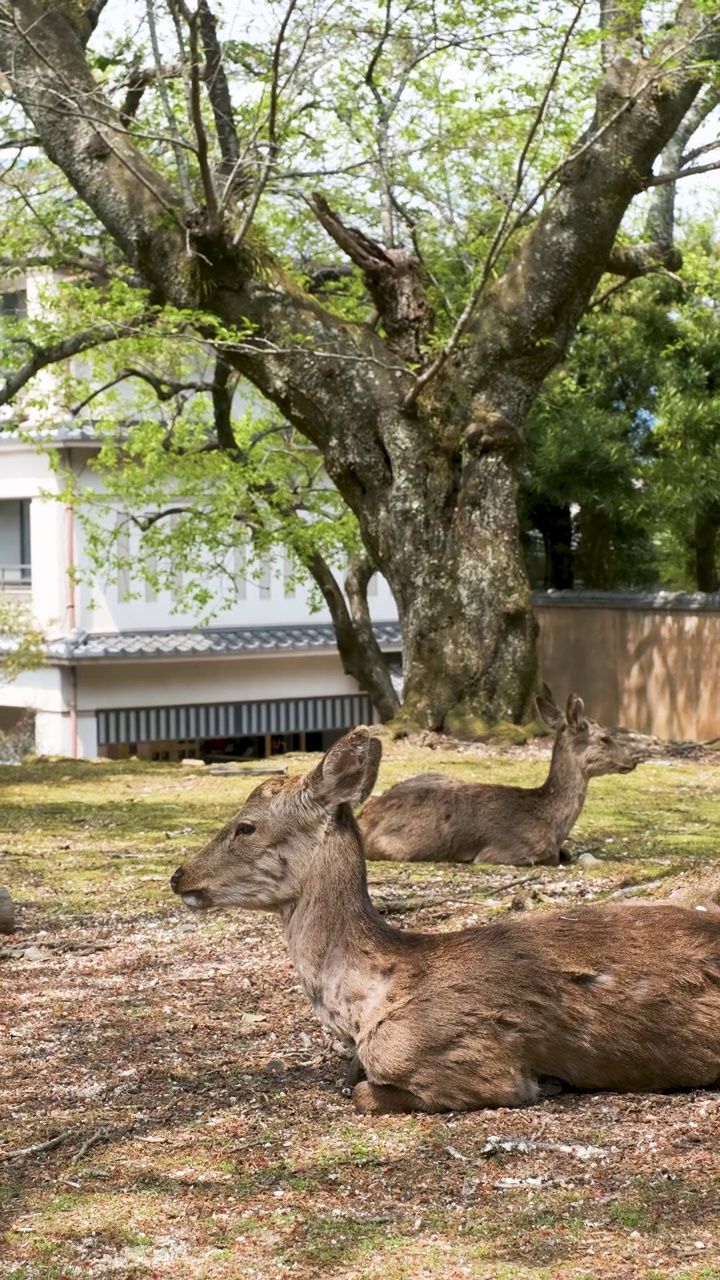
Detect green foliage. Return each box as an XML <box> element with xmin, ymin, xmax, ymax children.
<box><xmin>48</xmin><ymin>332</ymin><xmax>361</xmax><ymax>618</ymax></box>
<box><xmin>646</xmin><ymin>223</ymin><xmax>720</xmax><ymax>589</ymax></box>
<box><xmin>523</xmin><ymin>276</ymin><xmax>670</xmax><ymax>589</ymax></box>
<box><xmin>0</xmin><ymin>0</ymin><xmax>610</xmax><ymax>348</ymax></box>
<box><xmin>0</xmin><ymin>596</ymin><xmax>45</xmax><ymax>683</ymax></box>
<box><xmin>1</xmin><ymin>0</ymin><xmax>719</xmax><ymax>614</ymax></box>
<box><xmin>524</xmin><ymin>220</ymin><xmax>720</xmax><ymax>593</ymax></box>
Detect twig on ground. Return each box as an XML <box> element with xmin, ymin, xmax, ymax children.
<box><xmin>70</xmin><ymin>1129</ymin><xmax>108</xmax><ymax>1163</ymax></box>
<box><xmin>1</xmin><ymin>1129</ymin><xmax>75</xmax><ymax>1162</ymax></box>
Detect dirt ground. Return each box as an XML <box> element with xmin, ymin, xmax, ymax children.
<box><xmin>3</xmin><ymin>739</ymin><xmax>720</xmax><ymax>1280</ymax></box>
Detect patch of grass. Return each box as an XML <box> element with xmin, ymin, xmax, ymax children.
<box><xmin>609</xmin><ymin>1203</ymin><xmax>648</xmax><ymax>1229</ymax></box>
<box><xmin>4</xmin><ymin>746</ymin><xmax>720</xmax><ymax>1280</ymax></box>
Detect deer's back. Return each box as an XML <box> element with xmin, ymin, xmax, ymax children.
<box><xmin>368</xmin><ymin>905</ymin><xmax>720</xmax><ymax>1094</ymax></box>
<box><xmin>359</xmin><ymin>775</ymin><xmax>548</xmax><ymax>862</ymax></box>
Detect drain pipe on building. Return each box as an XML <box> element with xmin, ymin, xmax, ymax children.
<box><xmin>65</xmin><ymin>495</ymin><xmax>78</xmax><ymax>759</ymax></box>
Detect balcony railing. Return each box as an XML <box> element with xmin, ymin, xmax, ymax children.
<box><xmin>0</xmin><ymin>564</ymin><xmax>31</xmax><ymax>589</ymax></box>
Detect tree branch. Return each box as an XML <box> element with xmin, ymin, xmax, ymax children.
<box><xmin>645</xmin><ymin>156</ymin><xmax>720</xmax><ymax>187</ymax></box>
<box><xmin>606</xmin><ymin>240</ymin><xmax>683</xmax><ymax>277</ymax></box>
<box><xmin>0</xmin><ymin>324</ymin><xmax>145</xmax><ymax>408</ymax></box>
<box><xmin>145</xmin><ymin>0</ymin><xmax>193</xmax><ymax>208</ymax></box>
<box><xmin>403</xmin><ymin>0</ymin><xmax>587</xmax><ymax>408</ymax></box>
<box><xmin>1</xmin><ymin>1129</ymin><xmax>74</xmax><ymax>1162</ymax></box>
<box><xmin>170</xmin><ymin>0</ymin><xmax>220</xmax><ymax>229</ymax></box>
<box><xmin>82</xmin><ymin>0</ymin><xmax>109</xmax><ymax>41</ymax></box>
<box><xmin>645</xmin><ymin>86</ymin><xmax>720</xmax><ymax>247</ymax></box>
<box><xmin>310</xmin><ymin>192</ymin><xmax>433</xmax><ymax>362</ymax></box>
<box><xmin>600</xmin><ymin>0</ymin><xmax>644</xmax><ymax>70</ymax></box>
<box><xmin>210</xmin><ymin>353</ymin><xmax>238</xmax><ymax>453</ymax></box>
<box><xmin>119</xmin><ymin>60</ymin><xmax>204</xmax><ymax>128</ymax></box>
<box><xmin>196</xmin><ymin>0</ymin><xmax>240</xmax><ymax>178</ymax></box>
<box><xmin>0</xmin><ymin>1</ymin><xmax>187</xmax><ymax>263</ymax></box>
<box><xmin>0</xmin><ymin>0</ymin><xmax>405</xmax><ymax>499</ymax></box>
<box><xmin>454</xmin><ymin>5</ymin><xmax>720</xmax><ymax>433</ymax></box>
<box><xmin>304</xmin><ymin>549</ymin><xmax>399</xmax><ymax>721</ymax></box>
<box><xmin>232</xmin><ymin>0</ymin><xmax>299</xmax><ymax>247</ymax></box>
<box><xmin>130</xmin><ymin>506</ymin><xmax>188</xmax><ymax>532</ymax></box>
<box><xmin>70</xmin><ymin>366</ymin><xmax>210</xmax><ymax>415</ymax></box>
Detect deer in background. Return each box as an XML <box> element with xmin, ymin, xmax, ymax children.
<box><xmin>359</xmin><ymin>694</ymin><xmax>638</xmax><ymax>866</ymax></box>
<box><xmin>171</xmin><ymin>728</ymin><xmax>720</xmax><ymax>1116</ymax></box>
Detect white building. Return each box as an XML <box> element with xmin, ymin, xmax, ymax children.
<box><xmin>0</xmin><ymin>429</ymin><xmax>400</xmax><ymax>759</ymax></box>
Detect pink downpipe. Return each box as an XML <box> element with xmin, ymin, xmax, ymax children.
<box><xmin>66</xmin><ymin>502</ymin><xmax>78</xmax><ymax>759</ymax></box>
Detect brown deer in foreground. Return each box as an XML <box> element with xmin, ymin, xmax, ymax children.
<box><xmin>171</xmin><ymin>728</ymin><xmax>720</xmax><ymax>1115</ymax></box>
<box><xmin>359</xmin><ymin>694</ymin><xmax>638</xmax><ymax>865</ymax></box>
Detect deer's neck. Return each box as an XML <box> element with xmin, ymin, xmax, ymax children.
<box><xmin>281</xmin><ymin>808</ymin><xmax>397</xmax><ymax>1045</ymax></box>
<box><xmin>539</xmin><ymin>739</ymin><xmax>589</xmax><ymax>843</ymax></box>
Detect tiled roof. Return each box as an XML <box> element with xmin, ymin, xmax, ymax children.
<box><xmin>45</xmin><ymin>622</ymin><xmax>402</xmax><ymax>661</ymax></box>
<box><xmin>0</xmin><ymin>422</ymin><xmax>102</xmax><ymax>445</ymax></box>
<box><xmin>532</xmin><ymin>589</ymin><xmax>720</xmax><ymax>611</ymax></box>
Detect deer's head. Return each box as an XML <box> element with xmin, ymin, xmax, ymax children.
<box><xmin>170</xmin><ymin>728</ymin><xmax>382</xmax><ymax>912</ymax></box>
<box><xmin>537</xmin><ymin>693</ymin><xmax>638</xmax><ymax>778</ymax></box>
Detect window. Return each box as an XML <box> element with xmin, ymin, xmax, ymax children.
<box><xmin>0</xmin><ymin>499</ymin><xmax>31</xmax><ymax>587</ymax></box>
<box><xmin>1</xmin><ymin>290</ymin><xmax>27</xmax><ymax>320</ymax></box>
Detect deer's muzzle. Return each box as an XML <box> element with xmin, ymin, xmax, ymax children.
<box><xmin>170</xmin><ymin>866</ymin><xmax>211</xmax><ymax>909</ymax></box>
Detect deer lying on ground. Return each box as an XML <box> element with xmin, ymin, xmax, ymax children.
<box><xmin>171</xmin><ymin>728</ymin><xmax>720</xmax><ymax>1116</ymax></box>
<box><xmin>358</xmin><ymin>694</ymin><xmax>638</xmax><ymax>866</ymax></box>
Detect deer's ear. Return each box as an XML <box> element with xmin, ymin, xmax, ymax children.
<box><xmin>566</xmin><ymin>694</ymin><xmax>587</xmax><ymax>730</ymax></box>
<box><xmin>305</xmin><ymin>727</ymin><xmax>382</xmax><ymax>809</ymax></box>
<box><xmin>536</xmin><ymin>696</ymin><xmax>564</xmax><ymax>730</ymax></box>
<box><xmin>356</xmin><ymin>736</ymin><xmax>382</xmax><ymax>804</ymax></box>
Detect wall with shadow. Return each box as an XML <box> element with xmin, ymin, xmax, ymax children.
<box><xmin>535</xmin><ymin>591</ymin><xmax>720</xmax><ymax>740</ymax></box>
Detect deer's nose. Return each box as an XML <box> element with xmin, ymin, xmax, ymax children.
<box><xmin>170</xmin><ymin>866</ymin><xmax>184</xmax><ymax>894</ymax></box>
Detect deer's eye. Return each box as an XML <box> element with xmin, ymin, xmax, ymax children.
<box><xmin>235</xmin><ymin>821</ymin><xmax>256</xmax><ymax>837</ymax></box>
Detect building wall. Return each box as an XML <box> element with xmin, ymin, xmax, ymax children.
<box><xmin>76</xmin><ymin>652</ymin><xmax>362</xmax><ymax>711</ymax></box>
<box><xmin>1</xmin><ymin>652</ymin><xmax>363</xmax><ymax>757</ymax></box>
<box><xmin>0</xmin><ymin>439</ymin><xmax>397</xmax><ymax>757</ymax></box>
<box><xmin>0</xmin><ymin>442</ymin><xmax>70</xmax><ymax>632</ymax></box>
<box><xmin>536</xmin><ymin>596</ymin><xmax>720</xmax><ymax>740</ymax></box>
<box><xmin>0</xmin><ymin>440</ymin><xmax>398</xmax><ymax>635</ymax></box>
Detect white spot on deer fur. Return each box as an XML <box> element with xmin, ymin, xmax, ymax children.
<box><xmin>594</xmin><ymin>973</ymin><xmax>614</xmax><ymax>986</ymax></box>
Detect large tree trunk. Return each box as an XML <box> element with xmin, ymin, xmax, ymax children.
<box><xmin>2</xmin><ymin>0</ymin><xmax>719</xmax><ymax>730</ymax></box>
<box><xmin>368</xmin><ymin>418</ymin><xmax>536</xmax><ymax>730</ymax></box>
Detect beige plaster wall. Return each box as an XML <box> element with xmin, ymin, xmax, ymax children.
<box><xmin>536</xmin><ymin>603</ymin><xmax>720</xmax><ymax>740</ymax></box>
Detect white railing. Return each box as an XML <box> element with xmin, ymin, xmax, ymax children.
<box><xmin>0</xmin><ymin>564</ymin><xmax>31</xmax><ymax>589</ymax></box>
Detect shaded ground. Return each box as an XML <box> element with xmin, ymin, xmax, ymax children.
<box><xmin>2</xmin><ymin>741</ymin><xmax>720</xmax><ymax>1279</ymax></box>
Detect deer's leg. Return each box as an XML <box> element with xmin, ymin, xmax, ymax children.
<box><xmin>537</xmin><ymin>1075</ymin><xmax>565</xmax><ymax>1097</ymax></box>
<box><xmin>341</xmin><ymin>1052</ymin><xmax>366</xmax><ymax>1096</ymax></box>
<box><xmin>474</xmin><ymin>845</ymin><xmax>561</xmax><ymax>867</ymax></box>
<box><xmin>352</xmin><ymin>1081</ymin><xmax>434</xmax><ymax>1114</ymax></box>
<box><xmin>353</xmin><ymin>1071</ymin><xmax>542</xmax><ymax>1115</ymax></box>
<box><xmin>473</xmin><ymin>846</ymin><xmax>535</xmax><ymax>867</ymax></box>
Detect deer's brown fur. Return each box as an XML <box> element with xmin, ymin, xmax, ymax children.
<box><xmin>359</xmin><ymin>694</ymin><xmax>638</xmax><ymax>865</ymax></box>
<box><xmin>171</xmin><ymin>728</ymin><xmax>720</xmax><ymax>1116</ymax></box>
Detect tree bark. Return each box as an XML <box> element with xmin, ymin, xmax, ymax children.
<box><xmin>2</xmin><ymin>0</ymin><xmax>719</xmax><ymax>730</ymax></box>
<box><xmin>694</xmin><ymin>506</ymin><xmax>720</xmax><ymax>592</ymax></box>
<box><xmin>576</xmin><ymin>507</ymin><xmax>617</xmax><ymax>590</ymax></box>
<box><xmin>528</xmin><ymin>502</ymin><xmax>574</xmax><ymax>590</ymax></box>
<box><xmin>305</xmin><ymin>552</ymin><xmax>399</xmax><ymax>722</ymax></box>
